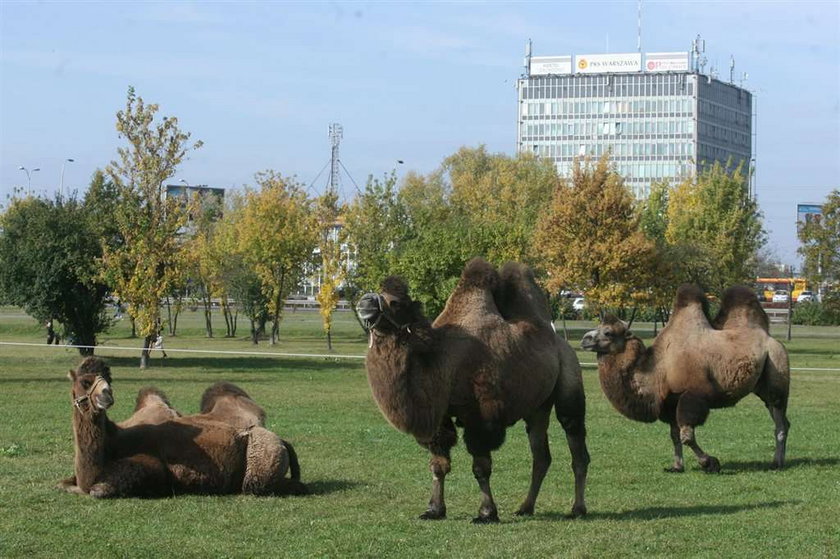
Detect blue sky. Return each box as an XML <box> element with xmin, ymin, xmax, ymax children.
<box><xmin>1</xmin><ymin>1</ymin><xmax>838</xmax><ymax>266</ymax></box>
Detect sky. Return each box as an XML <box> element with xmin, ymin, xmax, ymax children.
<box><xmin>1</xmin><ymin>1</ymin><xmax>838</xmax><ymax>267</ymax></box>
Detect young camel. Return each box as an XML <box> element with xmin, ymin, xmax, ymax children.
<box><xmin>358</xmin><ymin>258</ymin><xmax>589</xmax><ymax>522</ymax></box>
<box><xmin>581</xmin><ymin>284</ymin><xmax>790</xmax><ymax>472</ymax></box>
<box><xmin>59</xmin><ymin>357</ymin><xmax>302</xmax><ymax>497</ymax></box>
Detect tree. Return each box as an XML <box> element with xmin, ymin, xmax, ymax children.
<box><xmin>101</xmin><ymin>87</ymin><xmax>202</xmax><ymax>368</ymax></box>
<box><xmin>314</xmin><ymin>190</ymin><xmax>346</xmax><ymax>351</ymax></box>
<box><xmin>533</xmin><ymin>155</ymin><xmax>659</xmax><ymax>313</ymax></box>
<box><xmin>0</xmin><ymin>194</ymin><xmax>112</xmax><ymax>354</ymax></box>
<box><xmin>238</xmin><ymin>171</ymin><xmax>317</xmax><ymax>345</ymax></box>
<box><xmin>798</xmin><ymin>190</ymin><xmax>839</xmax><ymax>288</ymax></box>
<box><xmin>665</xmin><ymin>161</ymin><xmax>765</xmax><ymax>295</ymax></box>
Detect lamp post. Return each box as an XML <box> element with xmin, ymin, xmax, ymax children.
<box><xmin>18</xmin><ymin>166</ymin><xmax>40</xmax><ymax>196</ymax></box>
<box><xmin>60</xmin><ymin>158</ymin><xmax>74</xmax><ymax>199</ymax></box>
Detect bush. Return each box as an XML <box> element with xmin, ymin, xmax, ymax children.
<box><xmin>792</xmin><ymin>299</ymin><xmax>840</xmax><ymax>326</ymax></box>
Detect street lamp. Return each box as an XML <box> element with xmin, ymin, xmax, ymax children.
<box><xmin>18</xmin><ymin>166</ymin><xmax>40</xmax><ymax>196</ymax></box>
<box><xmin>60</xmin><ymin>158</ymin><xmax>74</xmax><ymax>199</ymax></box>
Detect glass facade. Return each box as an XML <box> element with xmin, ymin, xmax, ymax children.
<box><xmin>517</xmin><ymin>71</ymin><xmax>752</xmax><ymax>197</ymax></box>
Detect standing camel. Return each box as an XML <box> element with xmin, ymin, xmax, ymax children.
<box><xmin>59</xmin><ymin>357</ymin><xmax>303</xmax><ymax>497</ymax></box>
<box><xmin>358</xmin><ymin>258</ymin><xmax>589</xmax><ymax>522</ymax></box>
<box><xmin>581</xmin><ymin>284</ymin><xmax>790</xmax><ymax>472</ymax></box>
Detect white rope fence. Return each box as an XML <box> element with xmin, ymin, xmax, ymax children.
<box><xmin>1</xmin><ymin>340</ymin><xmax>839</xmax><ymax>372</ymax></box>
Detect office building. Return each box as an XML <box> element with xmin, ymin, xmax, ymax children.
<box><xmin>516</xmin><ymin>47</ymin><xmax>754</xmax><ymax>197</ymax></box>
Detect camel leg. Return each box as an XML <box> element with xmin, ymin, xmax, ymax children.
<box><xmin>471</xmin><ymin>453</ymin><xmax>499</xmax><ymax>523</ymax></box>
<box><xmin>758</xmin><ymin>397</ymin><xmax>790</xmax><ymax>470</ymax></box>
<box><xmin>420</xmin><ymin>417</ymin><xmax>456</xmax><ymax>520</ymax></box>
<box><xmin>559</xmin><ymin>413</ymin><xmax>589</xmax><ymax>517</ymax></box>
<box><xmin>676</xmin><ymin>393</ymin><xmax>720</xmax><ymax>473</ymax></box>
<box><xmin>89</xmin><ymin>454</ymin><xmax>169</xmax><ymax>498</ymax></box>
<box><xmin>515</xmin><ymin>407</ymin><xmax>552</xmax><ymax>516</ymax></box>
<box><xmin>665</xmin><ymin>421</ymin><xmax>685</xmax><ymax>473</ymax></box>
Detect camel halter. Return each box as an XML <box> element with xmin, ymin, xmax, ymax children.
<box><xmin>73</xmin><ymin>375</ymin><xmax>107</xmax><ymax>411</ymax></box>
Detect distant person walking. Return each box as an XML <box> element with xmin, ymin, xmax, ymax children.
<box><xmin>46</xmin><ymin>320</ymin><xmax>60</xmax><ymax>345</ymax></box>
<box><xmin>153</xmin><ymin>318</ymin><xmax>168</xmax><ymax>358</ymax></box>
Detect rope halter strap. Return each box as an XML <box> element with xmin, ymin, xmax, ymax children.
<box><xmin>73</xmin><ymin>375</ymin><xmax>107</xmax><ymax>411</ymax></box>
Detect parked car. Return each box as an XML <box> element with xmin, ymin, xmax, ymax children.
<box><xmin>796</xmin><ymin>291</ymin><xmax>815</xmax><ymax>303</ymax></box>
<box><xmin>772</xmin><ymin>290</ymin><xmax>790</xmax><ymax>303</ymax></box>
<box><xmin>572</xmin><ymin>297</ymin><xmax>586</xmax><ymax>312</ymax></box>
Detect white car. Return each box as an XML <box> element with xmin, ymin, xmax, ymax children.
<box><xmin>797</xmin><ymin>291</ymin><xmax>814</xmax><ymax>303</ymax></box>
<box><xmin>572</xmin><ymin>297</ymin><xmax>586</xmax><ymax>312</ymax></box>
<box><xmin>772</xmin><ymin>290</ymin><xmax>789</xmax><ymax>303</ymax></box>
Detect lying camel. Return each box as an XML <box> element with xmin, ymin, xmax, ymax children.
<box><xmin>59</xmin><ymin>357</ymin><xmax>304</xmax><ymax>497</ymax></box>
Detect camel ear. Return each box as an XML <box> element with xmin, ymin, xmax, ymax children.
<box><xmin>624</xmin><ymin>330</ymin><xmax>634</xmax><ymax>339</ymax></box>
<box><xmin>67</xmin><ymin>369</ymin><xmax>76</xmax><ymax>381</ymax></box>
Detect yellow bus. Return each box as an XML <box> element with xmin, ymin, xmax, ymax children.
<box><xmin>755</xmin><ymin>278</ymin><xmax>809</xmax><ymax>302</ymax></box>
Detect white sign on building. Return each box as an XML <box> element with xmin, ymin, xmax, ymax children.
<box><xmin>530</xmin><ymin>55</ymin><xmax>573</xmax><ymax>76</ymax></box>
<box><xmin>575</xmin><ymin>53</ymin><xmax>641</xmax><ymax>74</ymax></box>
<box><xmin>645</xmin><ymin>52</ymin><xmax>690</xmax><ymax>72</ymax></box>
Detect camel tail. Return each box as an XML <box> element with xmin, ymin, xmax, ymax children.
<box><xmin>712</xmin><ymin>285</ymin><xmax>770</xmax><ymax>332</ymax></box>
<box><xmin>553</xmin><ymin>337</ymin><xmax>586</xmax><ymax>425</ymax></box>
<box><xmin>282</xmin><ymin>439</ymin><xmax>301</xmax><ymax>481</ymax></box>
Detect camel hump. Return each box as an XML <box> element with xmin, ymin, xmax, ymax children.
<box><xmin>495</xmin><ymin>261</ymin><xmax>552</xmax><ymax>323</ymax></box>
<box><xmin>672</xmin><ymin>284</ymin><xmax>711</xmax><ymax>320</ymax></box>
<box><xmin>713</xmin><ymin>285</ymin><xmax>770</xmax><ymax>332</ymax></box>
<box><xmin>200</xmin><ymin>381</ymin><xmax>253</xmax><ymax>414</ymax></box>
<box><xmin>458</xmin><ymin>257</ymin><xmax>500</xmax><ymax>292</ymax></box>
<box><xmin>134</xmin><ymin>387</ymin><xmax>174</xmax><ymax>412</ymax></box>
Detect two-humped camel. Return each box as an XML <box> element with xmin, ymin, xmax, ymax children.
<box><xmin>358</xmin><ymin>258</ymin><xmax>589</xmax><ymax>522</ymax></box>
<box><xmin>582</xmin><ymin>284</ymin><xmax>790</xmax><ymax>472</ymax></box>
<box><xmin>59</xmin><ymin>357</ymin><xmax>304</xmax><ymax>497</ymax></box>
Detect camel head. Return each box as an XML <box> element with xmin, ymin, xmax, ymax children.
<box><xmin>581</xmin><ymin>314</ymin><xmax>634</xmax><ymax>355</ymax></box>
<box><xmin>357</xmin><ymin>276</ymin><xmax>424</xmax><ymax>333</ymax></box>
<box><xmin>68</xmin><ymin>357</ymin><xmax>114</xmax><ymax>413</ymax></box>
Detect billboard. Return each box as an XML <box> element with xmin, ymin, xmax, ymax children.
<box><xmin>645</xmin><ymin>52</ymin><xmax>690</xmax><ymax>72</ymax></box>
<box><xmin>797</xmin><ymin>204</ymin><xmax>823</xmax><ymax>226</ymax></box>
<box><xmin>530</xmin><ymin>55</ymin><xmax>572</xmax><ymax>76</ymax></box>
<box><xmin>575</xmin><ymin>53</ymin><xmax>641</xmax><ymax>74</ymax></box>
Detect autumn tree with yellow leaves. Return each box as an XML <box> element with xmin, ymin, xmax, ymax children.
<box><xmin>102</xmin><ymin>87</ymin><xmax>202</xmax><ymax>368</ymax></box>
<box><xmin>314</xmin><ymin>190</ymin><xmax>346</xmax><ymax>351</ymax></box>
<box><xmin>238</xmin><ymin>171</ymin><xmax>317</xmax><ymax>345</ymax></box>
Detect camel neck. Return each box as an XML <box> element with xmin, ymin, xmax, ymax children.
<box><xmin>72</xmin><ymin>408</ymin><xmax>112</xmax><ymax>492</ymax></box>
<box><xmin>365</xmin><ymin>327</ymin><xmax>451</xmax><ymax>443</ymax></box>
<box><xmin>597</xmin><ymin>338</ymin><xmax>661</xmax><ymax>423</ymax></box>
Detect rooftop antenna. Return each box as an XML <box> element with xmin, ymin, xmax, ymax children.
<box><xmin>637</xmin><ymin>0</ymin><xmax>642</xmax><ymax>53</ymax></box>
<box><xmin>740</xmin><ymin>71</ymin><xmax>749</xmax><ymax>88</ymax></box>
<box><xmin>328</xmin><ymin>123</ymin><xmax>343</xmax><ymax>195</ymax></box>
<box><xmin>692</xmin><ymin>34</ymin><xmax>706</xmax><ymax>72</ymax></box>
<box><xmin>729</xmin><ymin>55</ymin><xmax>735</xmax><ymax>83</ymax></box>
<box><xmin>524</xmin><ymin>39</ymin><xmax>532</xmax><ymax>76</ymax></box>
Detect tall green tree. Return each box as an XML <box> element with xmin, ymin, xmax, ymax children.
<box><xmin>666</xmin><ymin>161</ymin><xmax>765</xmax><ymax>294</ymax></box>
<box><xmin>314</xmin><ymin>190</ymin><xmax>346</xmax><ymax>351</ymax></box>
<box><xmin>238</xmin><ymin>171</ymin><xmax>317</xmax><ymax>345</ymax></box>
<box><xmin>533</xmin><ymin>155</ymin><xmax>659</xmax><ymax>313</ymax></box>
<box><xmin>101</xmin><ymin>87</ymin><xmax>202</xmax><ymax>368</ymax></box>
<box><xmin>798</xmin><ymin>190</ymin><xmax>840</xmax><ymax>287</ymax></box>
<box><xmin>0</xmin><ymin>194</ymin><xmax>112</xmax><ymax>354</ymax></box>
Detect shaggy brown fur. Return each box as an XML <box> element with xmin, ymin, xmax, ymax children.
<box><xmin>59</xmin><ymin>357</ymin><xmax>304</xmax><ymax>498</ymax></box>
<box><xmin>358</xmin><ymin>258</ymin><xmax>589</xmax><ymax>522</ymax></box>
<box><xmin>582</xmin><ymin>284</ymin><xmax>790</xmax><ymax>472</ymax></box>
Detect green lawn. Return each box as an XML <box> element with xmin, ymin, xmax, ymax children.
<box><xmin>1</xmin><ymin>309</ymin><xmax>838</xmax><ymax>558</ymax></box>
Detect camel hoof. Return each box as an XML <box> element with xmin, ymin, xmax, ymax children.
<box><xmin>514</xmin><ymin>506</ymin><xmax>534</xmax><ymax>517</ymax></box>
<box><xmin>419</xmin><ymin>508</ymin><xmax>446</xmax><ymax>520</ymax></box>
<box><xmin>89</xmin><ymin>483</ymin><xmax>115</xmax><ymax>499</ymax></box>
<box><xmin>770</xmin><ymin>461</ymin><xmax>785</xmax><ymax>471</ymax></box>
<box><xmin>700</xmin><ymin>456</ymin><xmax>721</xmax><ymax>473</ymax></box>
<box><xmin>664</xmin><ymin>466</ymin><xmax>685</xmax><ymax>473</ymax></box>
<box><xmin>471</xmin><ymin>512</ymin><xmax>500</xmax><ymax>524</ymax></box>
<box><xmin>568</xmin><ymin>504</ymin><xmax>587</xmax><ymax>518</ymax></box>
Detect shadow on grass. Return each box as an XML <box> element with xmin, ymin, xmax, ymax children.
<box><xmin>302</xmin><ymin>479</ymin><xmax>362</xmax><ymax>496</ymax></box>
<box><xmin>538</xmin><ymin>500</ymin><xmax>799</xmax><ymax>522</ymax></box>
<box><xmin>722</xmin><ymin>456</ymin><xmax>840</xmax><ymax>473</ymax></box>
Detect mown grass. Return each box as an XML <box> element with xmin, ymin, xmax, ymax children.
<box><xmin>0</xmin><ymin>309</ymin><xmax>838</xmax><ymax>558</ymax></box>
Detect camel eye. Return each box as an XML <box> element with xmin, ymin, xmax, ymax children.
<box><xmin>81</xmin><ymin>380</ymin><xmax>92</xmax><ymax>389</ymax></box>
<box><xmin>604</xmin><ymin>331</ymin><xmax>614</xmax><ymax>338</ymax></box>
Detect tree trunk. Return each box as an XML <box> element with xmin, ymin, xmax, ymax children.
<box><xmin>140</xmin><ymin>335</ymin><xmax>153</xmax><ymax>369</ymax></box>
<box><xmin>326</xmin><ymin>328</ymin><xmax>333</xmax><ymax>352</ymax></box>
<box><xmin>130</xmin><ymin>316</ymin><xmax>136</xmax><ymax>338</ymax></box>
<box><xmin>202</xmin><ymin>286</ymin><xmax>213</xmax><ymax>338</ymax></box>
<box><xmin>250</xmin><ymin>319</ymin><xmax>258</xmax><ymax>345</ymax></box>
<box><xmin>166</xmin><ymin>298</ymin><xmax>173</xmax><ymax>335</ymax></box>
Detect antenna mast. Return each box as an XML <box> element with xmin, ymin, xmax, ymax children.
<box><xmin>328</xmin><ymin>123</ymin><xmax>343</xmax><ymax>194</ymax></box>
<box><xmin>637</xmin><ymin>0</ymin><xmax>642</xmax><ymax>53</ymax></box>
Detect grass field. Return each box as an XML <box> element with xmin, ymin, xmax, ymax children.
<box><xmin>1</xmin><ymin>309</ymin><xmax>838</xmax><ymax>558</ymax></box>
